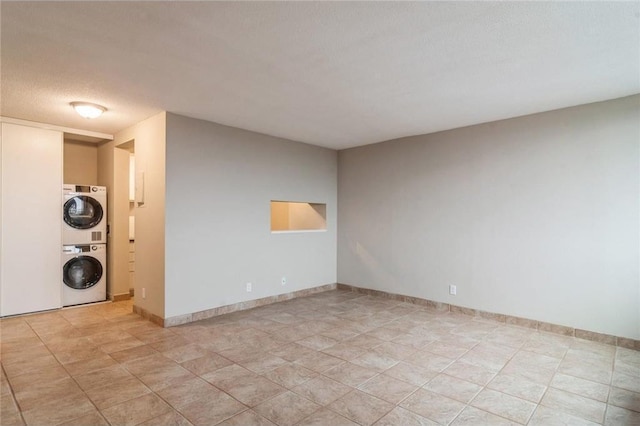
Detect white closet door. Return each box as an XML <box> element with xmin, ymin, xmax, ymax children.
<box><xmin>1</xmin><ymin>123</ymin><xmax>63</xmax><ymax>316</ymax></box>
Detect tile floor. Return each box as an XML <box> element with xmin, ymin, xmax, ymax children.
<box><xmin>1</xmin><ymin>290</ymin><xmax>639</xmax><ymax>426</ymax></box>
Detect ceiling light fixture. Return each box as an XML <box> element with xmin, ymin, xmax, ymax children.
<box><xmin>70</xmin><ymin>102</ymin><xmax>106</xmax><ymax>119</ymax></box>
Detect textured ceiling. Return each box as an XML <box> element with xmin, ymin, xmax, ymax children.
<box><xmin>1</xmin><ymin>2</ymin><xmax>639</xmax><ymax>149</ymax></box>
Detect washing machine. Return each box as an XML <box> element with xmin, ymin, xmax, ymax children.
<box><xmin>62</xmin><ymin>244</ymin><xmax>107</xmax><ymax>306</ymax></box>
<box><xmin>63</xmin><ymin>184</ymin><xmax>107</xmax><ymax>244</ymax></box>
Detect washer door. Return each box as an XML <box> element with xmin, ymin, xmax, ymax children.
<box><xmin>63</xmin><ymin>196</ymin><xmax>104</xmax><ymax>229</ymax></box>
<box><xmin>63</xmin><ymin>256</ymin><xmax>103</xmax><ymax>290</ymax></box>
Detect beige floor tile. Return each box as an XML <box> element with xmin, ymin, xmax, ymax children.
<box><xmin>4</xmin><ymin>294</ymin><xmax>633</xmax><ymax>426</ymax></box>
<box><xmin>218</xmin><ymin>409</ymin><xmax>275</xmax><ymax>426</ymax></box>
<box><xmin>443</xmin><ymin>360</ymin><xmax>497</xmax><ymax>386</ymax></box>
<box><xmin>176</xmin><ymin>391</ymin><xmax>245</xmax><ymax>426</ymax></box>
<box><xmin>2</xmin><ymin>354</ymin><xmax>61</xmax><ymax>379</ymax></box>
<box><xmin>240</xmin><ymin>353</ymin><xmax>289</xmax><ymax>375</ymax></box>
<box><xmin>50</xmin><ymin>346</ymin><xmax>106</xmax><ymax>365</ymax></box>
<box><xmin>2</xmin><ymin>346</ymin><xmax>52</xmax><ymax>365</ymax></box>
<box><xmin>101</xmin><ymin>393</ymin><xmax>172</xmax><ymax>426</ymax></box>
<box><xmin>1</xmin><ymin>394</ymin><xmax>23</xmax><ymax>422</ymax></box>
<box><xmin>550</xmin><ymin>372</ymin><xmax>610</xmax><ymax>402</ymax></box>
<box><xmin>372</xmin><ymin>341</ymin><xmax>417</xmax><ymax>359</ymax></box>
<box><xmin>471</xmin><ymin>388</ymin><xmax>536</xmax><ymax>424</ymax></box>
<box><xmin>84</xmin><ymin>375</ymin><xmax>150</xmax><ymax>409</ymax></box>
<box><xmin>404</xmin><ymin>350</ymin><xmax>455</xmax><ymax>372</ymax></box>
<box><xmin>400</xmin><ymin>388</ymin><xmax>466</xmax><ymax>425</ymax></box>
<box><xmin>109</xmin><ymin>344</ymin><xmax>158</xmax><ymax>363</ymax></box>
<box><xmin>383</xmin><ymin>361</ymin><xmax>436</xmax><ymax>386</ymax></box>
<box><xmin>161</xmin><ymin>343</ymin><xmax>210</xmax><ymax>364</ymax></box>
<box><xmin>358</xmin><ymin>373</ymin><xmax>418</xmax><ymax>404</ymax></box>
<box><xmin>297</xmin><ymin>334</ymin><xmax>340</xmax><ymax>351</ymax></box>
<box><xmin>294</xmin><ymin>351</ymin><xmax>345</xmax><ymax>373</ymax></box>
<box><xmin>13</xmin><ymin>377</ymin><xmax>85</xmax><ymax>412</ymax></box>
<box><xmin>451</xmin><ymin>406</ymin><xmax>518</xmax><ymax>425</ymax></box>
<box><xmin>604</xmin><ymin>405</ymin><xmax>640</xmax><ymax>425</ymax></box>
<box><xmin>327</xmin><ymin>389</ymin><xmax>394</xmax><ymax>425</ymax></box>
<box><xmin>351</xmin><ymin>350</ymin><xmax>399</xmax><ymax>372</ymax></box>
<box><xmin>149</xmin><ymin>335</ymin><xmax>191</xmax><ymax>352</ymax></box>
<box><xmin>74</xmin><ymin>365</ymin><xmax>132</xmax><ymax>391</ymax></box>
<box><xmin>156</xmin><ymin>377</ymin><xmax>220</xmax><ymax>409</ymax></box>
<box><xmin>211</xmin><ymin>371</ymin><xmax>286</xmax><ymax>407</ymax></box>
<box><xmin>298</xmin><ymin>408</ymin><xmax>359</xmax><ymax>426</ymax></box>
<box><xmin>99</xmin><ymin>336</ymin><xmax>146</xmax><ymax>354</ymax></box>
<box><xmin>540</xmin><ymin>387</ymin><xmax>606</xmax><ymax>424</ymax></box>
<box><xmin>263</xmin><ymin>363</ymin><xmax>317</xmax><ymax>388</ymax></box>
<box><xmin>424</xmin><ymin>373</ymin><xmax>483</xmax><ymax>404</ymax></box>
<box><xmin>180</xmin><ymin>353</ymin><xmax>233</xmax><ymax>376</ymax></box>
<box><xmin>292</xmin><ymin>375</ymin><xmax>352</xmax><ymax>405</ymax></box>
<box><xmin>422</xmin><ymin>341</ymin><xmax>470</xmax><ymax>359</ymax></box>
<box><xmin>608</xmin><ymin>386</ymin><xmax>640</xmax><ymax>412</ymax></box>
<box><xmin>268</xmin><ymin>343</ymin><xmax>317</xmax><ymax>362</ymax></box>
<box><xmin>558</xmin><ymin>358</ymin><xmax>612</xmax><ymax>385</ymax></box>
<box><xmin>322</xmin><ymin>342</ymin><xmax>367</xmax><ymax>360</ymax></box>
<box><xmin>487</xmin><ymin>373</ymin><xmax>547</xmax><ymax>403</ymax></box>
<box><xmin>7</xmin><ymin>365</ymin><xmax>69</xmax><ymax>392</ymax></box>
<box><xmin>528</xmin><ymin>405</ymin><xmax>600</xmax><ymax>426</ymax></box>
<box><xmin>21</xmin><ymin>393</ymin><xmax>96</xmax><ymax>426</ymax></box>
<box><xmin>135</xmin><ymin>409</ymin><xmax>194</xmax><ymax>426</ymax></box>
<box><xmin>201</xmin><ymin>364</ymin><xmax>257</xmax><ymax>388</ymax></box>
<box><xmin>612</xmin><ymin>370</ymin><xmax>640</xmax><ymax>393</ymax></box>
<box><xmin>323</xmin><ymin>361</ymin><xmax>379</xmax><ymax>387</ymax></box>
<box><xmin>254</xmin><ymin>391</ymin><xmax>320</xmax><ymax>426</ymax></box>
<box><xmin>500</xmin><ymin>360</ymin><xmax>555</xmax><ymax>385</ymax></box>
<box><xmin>136</xmin><ymin>364</ymin><xmax>195</xmax><ymax>391</ymax></box>
<box><xmin>57</xmin><ymin>411</ymin><xmax>109</xmax><ymax>426</ymax></box>
<box><xmin>63</xmin><ymin>353</ymin><xmax>117</xmax><ymax>376</ymax></box>
<box><xmin>320</xmin><ymin>327</ymin><xmax>360</xmax><ymax>342</ymax></box>
<box><xmin>375</xmin><ymin>406</ymin><xmax>439</xmax><ymax>425</ymax></box>
<box><xmin>458</xmin><ymin>349</ymin><xmax>510</xmax><ymax>373</ymax></box>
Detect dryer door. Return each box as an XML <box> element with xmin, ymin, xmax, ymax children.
<box><xmin>63</xmin><ymin>256</ymin><xmax>103</xmax><ymax>290</ymax></box>
<box><xmin>63</xmin><ymin>196</ymin><xmax>104</xmax><ymax>229</ymax></box>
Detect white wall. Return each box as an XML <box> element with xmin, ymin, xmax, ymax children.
<box><xmin>165</xmin><ymin>114</ymin><xmax>337</xmax><ymax>318</ymax></box>
<box><xmin>338</xmin><ymin>95</ymin><xmax>640</xmax><ymax>340</ymax></box>
<box><xmin>1</xmin><ymin>123</ymin><xmax>63</xmax><ymax>315</ymax></box>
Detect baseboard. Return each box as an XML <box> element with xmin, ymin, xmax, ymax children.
<box><xmin>161</xmin><ymin>283</ymin><xmax>337</xmax><ymax>327</ymax></box>
<box><xmin>337</xmin><ymin>284</ymin><xmax>640</xmax><ymax>351</ymax></box>
<box><xmin>132</xmin><ymin>304</ymin><xmax>165</xmax><ymax>327</ymax></box>
<box><xmin>112</xmin><ymin>293</ymin><xmax>131</xmax><ymax>302</ymax></box>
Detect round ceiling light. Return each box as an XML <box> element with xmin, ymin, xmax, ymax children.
<box><xmin>70</xmin><ymin>102</ymin><xmax>106</xmax><ymax>119</ymax></box>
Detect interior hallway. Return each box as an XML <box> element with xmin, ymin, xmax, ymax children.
<box><xmin>1</xmin><ymin>290</ymin><xmax>639</xmax><ymax>425</ymax></box>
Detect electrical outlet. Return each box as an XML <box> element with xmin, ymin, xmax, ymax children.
<box><xmin>449</xmin><ymin>285</ymin><xmax>457</xmax><ymax>296</ymax></box>
<box><xmin>142</xmin><ymin>287</ymin><xmax>146</xmax><ymax>299</ymax></box>
<box><xmin>281</xmin><ymin>276</ymin><xmax>287</xmax><ymax>286</ymax></box>
<box><xmin>246</xmin><ymin>282</ymin><xmax>252</xmax><ymax>292</ymax></box>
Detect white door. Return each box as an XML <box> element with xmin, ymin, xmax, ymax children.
<box><xmin>1</xmin><ymin>123</ymin><xmax>63</xmax><ymax>316</ymax></box>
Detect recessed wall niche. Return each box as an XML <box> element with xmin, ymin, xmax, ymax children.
<box><xmin>270</xmin><ymin>201</ymin><xmax>327</xmax><ymax>232</ymax></box>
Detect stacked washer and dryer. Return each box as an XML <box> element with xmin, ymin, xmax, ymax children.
<box><xmin>62</xmin><ymin>184</ymin><xmax>107</xmax><ymax>306</ymax></box>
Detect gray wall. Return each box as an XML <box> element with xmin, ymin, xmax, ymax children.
<box><xmin>165</xmin><ymin>114</ymin><xmax>337</xmax><ymax>318</ymax></box>
<box><xmin>338</xmin><ymin>95</ymin><xmax>640</xmax><ymax>339</ymax></box>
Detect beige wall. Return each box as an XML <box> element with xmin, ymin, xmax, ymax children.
<box><xmin>164</xmin><ymin>114</ymin><xmax>337</xmax><ymax>319</ymax></box>
<box><xmin>97</xmin><ymin>139</ymin><xmax>131</xmax><ymax>301</ymax></box>
<box><xmin>288</xmin><ymin>202</ymin><xmax>326</xmax><ymax>231</ymax></box>
<box><xmin>64</xmin><ymin>140</ymin><xmax>98</xmax><ymax>185</ymax></box>
<box><xmin>113</xmin><ymin>112</ymin><xmax>166</xmax><ymax>319</ymax></box>
<box><xmin>270</xmin><ymin>202</ymin><xmax>290</xmax><ymax>231</ymax></box>
<box><xmin>338</xmin><ymin>95</ymin><xmax>640</xmax><ymax>340</ymax></box>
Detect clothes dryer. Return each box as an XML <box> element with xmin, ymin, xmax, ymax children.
<box><xmin>62</xmin><ymin>244</ymin><xmax>107</xmax><ymax>306</ymax></box>
<box><xmin>63</xmin><ymin>184</ymin><xmax>107</xmax><ymax>244</ymax></box>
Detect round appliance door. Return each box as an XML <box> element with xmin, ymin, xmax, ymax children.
<box><xmin>63</xmin><ymin>256</ymin><xmax>103</xmax><ymax>290</ymax></box>
<box><xmin>63</xmin><ymin>196</ymin><xmax>104</xmax><ymax>229</ymax></box>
